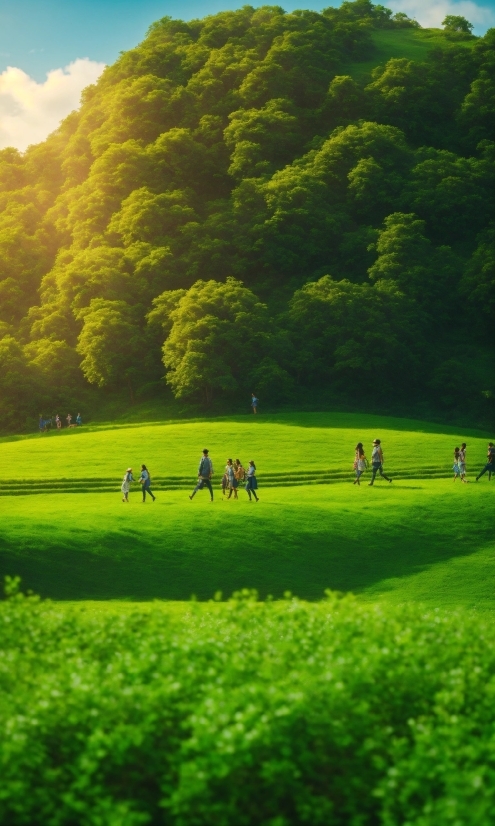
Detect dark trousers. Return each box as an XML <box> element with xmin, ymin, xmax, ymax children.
<box><xmin>369</xmin><ymin>463</ymin><xmax>391</xmax><ymax>484</ymax></box>
<box><xmin>142</xmin><ymin>483</ymin><xmax>155</xmax><ymax>501</ymax></box>
<box><xmin>477</xmin><ymin>463</ymin><xmax>493</xmax><ymax>480</ymax></box>
<box><xmin>192</xmin><ymin>478</ymin><xmax>213</xmax><ymax>499</ymax></box>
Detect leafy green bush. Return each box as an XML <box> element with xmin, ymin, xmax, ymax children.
<box><xmin>1</xmin><ymin>586</ymin><xmax>494</xmax><ymax>824</ymax></box>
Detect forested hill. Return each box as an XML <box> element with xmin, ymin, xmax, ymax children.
<box><xmin>0</xmin><ymin>0</ymin><xmax>493</xmax><ymax>429</ymax></box>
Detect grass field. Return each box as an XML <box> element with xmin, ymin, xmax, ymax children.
<box><xmin>345</xmin><ymin>28</ymin><xmax>477</xmax><ymax>81</ymax></box>
<box><xmin>0</xmin><ymin>412</ymin><xmax>492</xmax><ymax>611</ymax></box>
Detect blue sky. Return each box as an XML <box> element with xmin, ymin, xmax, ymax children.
<box><xmin>2</xmin><ymin>0</ymin><xmax>494</xmax><ymax>80</ymax></box>
<box><xmin>0</xmin><ymin>0</ymin><xmax>494</xmax><ymax>150</ymax></box>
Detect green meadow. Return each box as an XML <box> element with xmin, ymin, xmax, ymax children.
<box><xmin>0</xmin><ymin>412</ymin><xmax>492</xmax><ymax>611</ymax></box>
<box><xmin>345</xmin><ymin>27</ymin><xmax>477</xmax><ymax>80</ymax></box>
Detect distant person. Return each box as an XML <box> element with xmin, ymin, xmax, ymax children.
<box><xmin>368</xmin><ymin>439</ymin><xmax>392</xmax><ymax>486</ymax></box>
<box><xmin>245</xmin><ymin>460</ymin><xmax>259</xmax><ymax>502</ymax></box>
<box><xmin>66</xmin><ymin>413</ymin><xmax>72</xmax><ymax>428</ymax></box>
<box><xmin>189</xmin><ymin>449</ymin><xmax>214</xmax><ymax>502</ymax></box>
<box><xmin>458</xmin><ymin>442</ymin><xmax>468</xmax><ymax>483</ymax></box>
<box><xmin>76</xmin><ymin>413</ymin><xmax>82</xmax><ymax>426</ymax></box>
<box><xmin>38</xmin><ymin>415</ymin><xmax>45</xmax><ymax>435</ymax></box>
<box><xmin>139</xmin><ymin>464</ymin><xmax>156</xmax><ymax>502</ymax></box>
<box><xmin>55</xmin><ymin>414</ymin><xmax>61</xmax><ymax>430</ymax></box>
<box><xmin>475</xmin><ymin>442</ymin><xmax>495</xmax><ymax>482</ymax></box>
<box><xmin>453</xmin><ymin>447</ymin><xmax>461</xmax><ymax>481</ymax></box>
<box><xmin>353</xmin><ymin>442</ymin><xmax>367</xmax><ymax>485</ymax></box>
<box><xmin>121</xmin><ymin>468</ymin><xmax>134</xmax><ymax>503</ymax></box>
<box><xmin>225</xmin><ymin>458</ymin><xmax>238</xmax><ymax>500</ymax></box>
<box><xmin>251</xmin><ymin>394</ymin><xmax>259</xmax><ymax>414</ymax></box>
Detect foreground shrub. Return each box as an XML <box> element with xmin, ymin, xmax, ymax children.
<box><xmin>0</xmin><ymin>587</ymin><xmax>494</xmax><ymax>824</ymax></box>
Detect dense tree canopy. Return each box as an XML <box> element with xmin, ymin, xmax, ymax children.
<box><xmin>0</xmin><ymin>0</ymin><xmax>493</xmax><ymax>427</ymax></box>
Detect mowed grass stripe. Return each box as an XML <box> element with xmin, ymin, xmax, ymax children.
<box><xmin>0</xmin><ymin>467</ymin><xmax>475</xmax><ymax>495</ymax></box>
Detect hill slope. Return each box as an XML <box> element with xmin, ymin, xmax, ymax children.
<box><xmin>0</xmin><ymin>1</ymin><xmax>493</xmax><ymax>430</ymax></box>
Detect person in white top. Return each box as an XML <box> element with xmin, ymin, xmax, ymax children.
<box><xmin>121</xmin><ymin>468</ymin><xmax>134</xmax><ymax>502</ymax></box>
<box><xmin>353</xmin><ymin>442</ymin><xmax>367</xmax><ymax>485</ymax></box>
<box><xmin>368</xmin><ymin>439</ymin><xmax>392</xmax><ymax>486</ymax></box>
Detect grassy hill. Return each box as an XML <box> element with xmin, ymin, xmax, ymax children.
<box><xmin>345</xmin><ymin>27</ymin><xmax>477</xmax><ymax>80</ymax></box>
<box><xmin>0</xmin><ymin>412</ymin><xmax>492</xmax><ymax>610</ymax></box>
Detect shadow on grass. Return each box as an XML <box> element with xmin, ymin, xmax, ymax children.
<box><xmin>0</xmin><ymin>518</ymin><xmax>490</xmax><ymax>601</ymax></box>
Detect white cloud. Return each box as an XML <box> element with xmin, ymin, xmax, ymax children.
<box><xmin>0</xmin><ymin>58</ymin><xmax>105</xmax><ymax>152</ymax></box>
<box><xmin>386</xmin><ymin>0</ymin><xmax>495</xmax><ymax>32</ymax></box>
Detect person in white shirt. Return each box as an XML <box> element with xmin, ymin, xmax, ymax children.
<box><xmin>121</xmin><ymin>468</ymin><xmax>134</xmax><ymax>502</ymax></box>
<box><xmin>368</xmin><ymin>439</ymin><xmax>392</xmax><ymax>486</ymax></box>
<box><xmin>353</xmin><ymin>442</ymin><xmax>367</xmax><ymax>485</ymax></box>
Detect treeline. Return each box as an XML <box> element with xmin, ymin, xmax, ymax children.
<box><xmin>0</xmin><ymin>0</ymin><xmax>493</xmax><ymax>429</ymax></box>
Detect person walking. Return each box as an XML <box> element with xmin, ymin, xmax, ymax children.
<box><xmin>353</xmin><ymin>443</ymin><xmax>367</xmax><ymax>485</ymax></box>
<box><xmin>139</xmin><ymin>464</ymin><xmax>156</xmax><ymax>502</ymax></box>
<box><xmin>76</xmin><ymin>413</ymin><xmax>82</xmax><ymax>426</ymax></box>
<box><xmin>368</xmin><ymin>439</ymin><xmax>392</xmax><ymax>486</ymax></box>
<box><xmin>453</xmin><ymin>447</ymin><xmax>461</xmax><ymax>481</ymax></box>
<box><xmin>121</xmin><ymin>468</ymin><xmax>134</xmax><ymax>503</ymax></box>
<box><xmin>245</xmin><ymin>460</ymin><xmax>259</xmax><ymax>502</ymax></box>
<box><xmin>55</xmin><ymin>414</ymin><xmax>61</xmax><ymax>430</ymax></box>
<box><xmin>458</xmin><ymin>442</ymin><xmax>468</xmax><ymax>483</ymax></box>
<box><xmin>475</xmin><ymin>442</ymin><xmax>495</xmax><ymax>481</ymax></box>
<box><xmin>189</xmin><ymin>449</ymin><xmax>214</xmax><ymax>502</ymax></box>
<box><xmin>251</xmin><ymin>394</ymin><xmax>259</xmax><ymax>414</ymax></box>
<box><xmin>234</xmin><ymin>459</ymin><xmax>245</xmax><ymax>485</ymax></box>
<box><xmin>221</xmin><ymin>469</ymin><xmax>228</xmax><ymax>496</ymax></box>
<box><xmin>66</xmin><ymin>413</ymin><xmax>72</xmax><ymax>428</ymax></box>
<box><xmin>225</xmin><ymin>458</ymin><xmax>238</xmax><ymax>500</ymax></box>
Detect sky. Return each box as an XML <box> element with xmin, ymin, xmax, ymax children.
<box><xmin>0</xmin><ymin>0</ymin><xmax>494</xmax><ymax>151</ymax></box>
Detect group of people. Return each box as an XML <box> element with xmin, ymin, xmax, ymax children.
<box><xmin>38</xmin><ymin>413</ymin><xmax>82</xmax><ymax>433</ymax></box>
<box><xmin>119</xmin><ymin>437</ymin><xmax>494</xmax><ymax>504</ymax></box>
<box><xmin>456</xmin><ymin>441</ymin><xmax>495</xmax><ymax>483</ymax></box>
<box><xmin>121</xmin><ymin>465</ymin><xmax>155</xmax><ymax>503</ymax></box>
<box><xmin>353</xmin><ymin>439</ymin><xmax>392</xmax><ymax>486</ymax></box>
<box><xmin>120</xmin><ymin>449</ymin><xmax>259</xmax><ymax>504</ymax></box>
<box><xmin>189</xmin><ymin>450</ymin><xmax>259</xmax><ymax>503</ymax></box>
<box><xmin>353</xmin><ymin>439</ymin><xmax>495</xmax><ymax>486</ymax></box>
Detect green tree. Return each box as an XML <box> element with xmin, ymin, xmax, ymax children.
<box><xmin>368</xmin><ymin>213</ymin><xmax>460</xmax><ymax>317</ymax></box>
<box><xmin>0</xmin><ymin>336</ymin><xmax>36</xmax><ymax>430</ymax></box>
<box><xmin>286</xmin><ymin>275</ymin><xmax>421</xmax><ymax>393</ymax></box>
<box><xmin>160</xmin><ymin>278</ymin><xmax>291</xmax><ymax>403</ymax></box>
<box><xmin>442</xmin><ymin>15</ymin><xmax>473</xmax><ymax>34</ymax></box>
<box><xmin>406</xmin><ymin>148</ymin><xmax>493</xmax><ymax>244</ymax></box>
<box><xmin>224</xmin><ymin>99</ymin><xmax>300</xmax><ymax>179</ymax></box>
<box><xmin>76</xmin><ymin>300</ymin><xmax>143</xmax><ymax>401</ymax></box>
<box><xmin>321</xmin><ymin>75</ymin><xmax>366</xmax><ymax>131</ymax></box>
<box><xmin>460</xmin><ymin>223</ymin><xmax>495</xmax><ymax>323</ymax></box>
